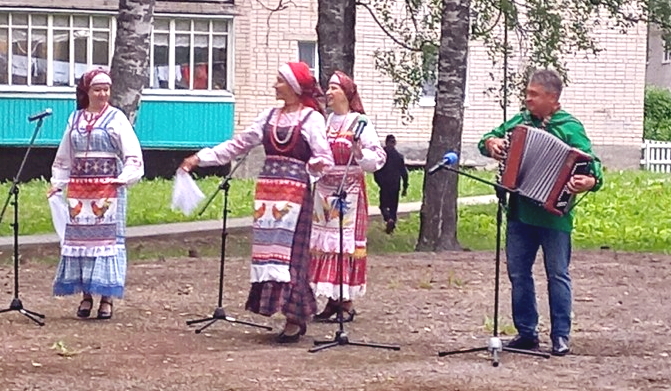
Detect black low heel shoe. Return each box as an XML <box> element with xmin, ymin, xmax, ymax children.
<box><xmin>328</xmin><ymin>308</ymin><xmax>356</xmax><ymax>323</ymax></box>
<box><xmin>77</xmin><ymin>297</ymin><xmax>93</xmax><ymax>318</ymax></box>
<box><xmin>276</xmin><ymin>323</ymin><xmax>306</xmax><ymax>343</ymax></box>
<box><xmin>96</xmin><ymin>299</ymin><xmax>114</xmax><ymax>320</ymax></box>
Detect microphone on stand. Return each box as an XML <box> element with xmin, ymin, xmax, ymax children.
<box><xmin>427</xmin><ymin>151</ymin><xmax>459</xmax><ymax>174</ymax></box>
<box><xmin>28</xmin><ymin>108</ymin><xmax>53</xmax><ymax>122</ymax></box>
<box><xmin>352</xmin><ymin>115</ymin><xmax>368</xmax><ymax>141</ymax></box>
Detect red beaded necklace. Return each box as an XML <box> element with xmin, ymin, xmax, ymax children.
<box><xmin>83</xmin><ymin>103</ymin><xmax>109</xmax><ymax>132</ymax></box>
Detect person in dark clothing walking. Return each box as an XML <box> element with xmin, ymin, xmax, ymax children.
<box><xmin>373</xmin><ymin>135</ymin><xmax>409</xmax><ymax>234</ymax></box>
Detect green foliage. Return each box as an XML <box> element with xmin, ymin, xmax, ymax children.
<box><xmin>4</xmin><ymin>170</ymin><xmax>671</xmax><ymax>255</ymax></box>
<box><xmin>644</xmin><ymin>85</ymin><xmax>671</xmax><ymax>141</ymax></box>
<box><xmin>0</xmin><ymin>169</ymin><xmax>492</xmax><ymax>237</ymax></box>
<box><xmin>362</xmin><ymin>0</ymin><xmax>671</xmax><ymax>117</ymax></box>
<box><xmin>366</xmin><ymin>170</ymin><xmax>671</xmax><ymax>255</ymax></box>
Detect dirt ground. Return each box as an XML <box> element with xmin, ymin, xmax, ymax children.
<box><xmin>0</xmin><ymin>247</ymin><xmax>670</xmax><ymax>391</ymax></box>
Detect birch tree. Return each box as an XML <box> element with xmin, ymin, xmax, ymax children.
<box><xmin>109</xmin><ymin>0</ymin><xmax>155</xmax><ymax>124</ymax></box>
<box><xmin>361</xmin><ymin>0</ymin><xmax>671</xmax><ymax>251</ymax></box>
<box><xmin>317</xmin><ymin>0</ymin><xmax>357</xmax><ymax>90</ymax></box>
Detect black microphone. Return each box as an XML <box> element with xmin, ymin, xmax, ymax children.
<box><xmin>28</xmin><ymin>108</ymin><xmax>53</xmax><ymax>122</ymax></box>
<box><xmin>427</xmin><ymin>151</ymin><xmax>459</xmax><ymax>174</ymax></box>
<box><xmin>353</xmin><ymin>115</ymin><xmax>368</xmax><ymax>141</ymax></box>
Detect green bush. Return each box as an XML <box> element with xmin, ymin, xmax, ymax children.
<box><xmin>644</xmin><ymin>85</ymin><xmax>671</xmax><ymax>141</ymax></box>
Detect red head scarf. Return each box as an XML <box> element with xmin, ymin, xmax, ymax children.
<box><xmin>76</xmin><ymin>68</ymin><xmax>112</xmax><ymax>110</ymax></box>
<box><xmin>278</xmin><ymin>62</ymin><xmax>325</xmax><ymax>116</ymax></box>
<box><xmin>329</xmin><ymin>70</ymin><xmax>365</xmax><ymax>114</ymax></box>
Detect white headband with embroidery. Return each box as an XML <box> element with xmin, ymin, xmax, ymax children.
<box><xmin>278</xmin><ymin>64</ymin><xmax>301</xmax><ymax>95</ymax></box>
<box><xmin>329</xmin><ymin>73</ymin><xmax>341</xmax><ymax>85</ymax></box>
<box><xmin>90</xmin><ymin>73</ymin><xmax>112</xmax><ymax>86</ymax></box>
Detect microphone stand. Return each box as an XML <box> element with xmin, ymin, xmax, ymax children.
<box><xmin>309</xmin><ymin>129</ymin><xmax>400</xmax><ymax>353</ymax></box>
<box><xmin>186</xmin><ymin>150</ymin><xmax>273</xmax><ymax>334</ymax></box>
<box><xmin>433</xmin><ymin>165</ymin><xmax>550</xmax><ymax>366</ymax></box>
<box><xmin>0</xmin><ymin>117</ymin><xmax>47</xmax><ymax>326</ymax></box>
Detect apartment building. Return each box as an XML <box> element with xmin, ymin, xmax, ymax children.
<box><xmin>0</xmin><ymin>0</ymin><xmax>647</xmax><ymax>181</ymax></box>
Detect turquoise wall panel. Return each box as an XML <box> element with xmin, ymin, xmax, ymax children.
<box><xmin>134</xmin><ymin>100</ymin><xmax>235</xmax><ymax>149</ymax></box>
<box><xmin>0</xmin><ymin>97</ymin><xmax>74</xmax><ymax>147</ymax></box>
<box><xmin>0</xmin><ymin>95</ymin><xmax>235</xmax><ymax>149</ymax></box>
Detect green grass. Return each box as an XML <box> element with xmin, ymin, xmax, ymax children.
<box><xmin>0</xmin><ymin>169</ymin><xmax>493</xmax><ymax>237</ymax></box>
<box><xmin>367</xmin><ymin>169</ymin><xmax>671</xmax><ymax>254</ymax></box>
<box><xmin>2</xmin><ymin>169</ymin><xmax>670</xmax><ymax>255</ymax></box>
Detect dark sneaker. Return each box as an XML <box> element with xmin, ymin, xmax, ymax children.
<box><xmin>385</xmin><ymin>219</ymin><xmax>395</xmax><ymax>234</ymax></box>
<box><xmin>551</xmin><ymin>336</ymin><xmax>570</xmax><ymax>356</ymax></box>
<box><xmin>506</xmin><ymin>335</ymin><xmax>540</xmax><ymax>350</ymax></box>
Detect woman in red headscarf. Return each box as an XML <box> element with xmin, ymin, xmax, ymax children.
<box><xmin>308</xmin><ymin>70</ymin><xmax>387</xmax><ymax>323</ymax></box>
<box><xmin>48</xmin><ymin>68</ymin><xmax>144</xmax><ymax>320</ymax></box>
<box><xmin>181</xmin><ymin>62</ymin><xmax>334</xmax><ymax>343</ymax></box>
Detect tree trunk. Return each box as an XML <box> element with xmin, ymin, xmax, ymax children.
<box><xmin>316</xmin><ymin>0</ymin><xmax>356</xmax><ymax>90</ymax></box>
<box><xmin>109</xmin><ymin>0</ymin><xmax>155</xmax><ymax>125</ymax></box>
<box><xmin>416</xmin><ymin>0</ymin><xmax>471</xmax><ymax>252</ymax></box>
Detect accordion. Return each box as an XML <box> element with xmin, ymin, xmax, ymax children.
<box><xmin>497</xmin><ymin>125</ymin><xmax>593</xmax><ymax>216</ymax></box>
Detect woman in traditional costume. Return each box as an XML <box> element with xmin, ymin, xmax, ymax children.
<box><xmin>309</xmin><ymin>71</ymin><xmax>386</xmax><ymax>323</ymax></box>
<box><xmin>181</xmin><ymin>62</ymin><xmax>334</xmax><ymax>343</ymax></box>
<box><xmin>48</xmin><ymin>69</ymin><xmax>144</xmax><ymax>320</ymax></box>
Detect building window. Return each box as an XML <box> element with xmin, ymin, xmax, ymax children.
<box><xmin>0</xmin><ymin>12</ymin><xmax>113</xmax><ymax>87</ymax></box>
<box><xmin>664</xmin><ymin>44</ymin><xmax>671</xmax><ymax>63</ymax></box>
<box><xmin>297</xmin><ymin>41</ymin><xmax>318</xmax><ymax>78</ymax></box>
<box><xmin>150</xmin><ymin>17</ymin><xmax>231</xmax><ymax>91</ymax></box>
<box><xmin>0</xmin><ymin>11</ymin><xmax>233</xmax><ymax>93</ymax></box>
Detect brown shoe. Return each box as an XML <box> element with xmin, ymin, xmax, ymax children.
<box><xmin>313</xmin><ymin>299</ymin><xmax>339</xmax><ymax>322</ymax></box>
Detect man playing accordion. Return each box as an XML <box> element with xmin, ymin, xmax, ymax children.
<box><xmin>478</xmin><ymin>69</ymin><xmax>604</xmax><ymax>356</ymax></box>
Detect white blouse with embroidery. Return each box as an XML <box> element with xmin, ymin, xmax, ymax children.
<box><xmin>327</xmin><ymin>111</ymin><xmax>387</xmax><ymax>172</ymax></box>
<box><xmin>51</xmin><ymin>107</ymin><xmax>145</xmax><ymax>190</ymax></box>
<box><xmin>196</xmin><ymin>107</ymin><xmax>335</xmax><ymax>178</ymax></box>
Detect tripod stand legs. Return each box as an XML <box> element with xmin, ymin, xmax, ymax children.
<box><xmin>438</xmin><ymin>336</ymin><xmax>550</xmax><ymax>367</ymax></box>
<box><xmin>309</xmin><ymin>330</ymin><xmax>401</xmax><ymax>353</ymax></box>
<box><xmin>186</xmin><ymin>307</ymin><xmax>273</xmax><ymax>334</ymax></box>
<box><xmin>0</xmin><ymin>298</ymin><xmax>45</xmax><ymax>326</ymax></box>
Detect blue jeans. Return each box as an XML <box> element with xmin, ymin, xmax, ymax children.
<box><xmin>505</xmin><ymin>219</ymin><xmax>572</xmax><ymax>340</ymax></box>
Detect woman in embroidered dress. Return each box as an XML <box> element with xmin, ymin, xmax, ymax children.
<box><xmin>309</xmin><ymin>71</ymin><xmax>386</xmax><ymax>323</ymax></box>
<box><xmin>180</xmin><ymin>62</ymin><xmax>334</xmax><ymax>343</ymax></box>
<box><xmin>48</xmin><ymin>69</ymin><xmax>144</xmax><ymax>320</ymax></box>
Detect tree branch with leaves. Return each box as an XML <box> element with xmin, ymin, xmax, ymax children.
<box><xmin>366</xmin><ymin>0</ymin><xmax>671</xmax><ymax>119</ymax></box>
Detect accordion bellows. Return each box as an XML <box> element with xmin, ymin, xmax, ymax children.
<box><xmin>498</xmin><ymin>125</ymin><xmax>593</xmax><ymax>216</ymax></box>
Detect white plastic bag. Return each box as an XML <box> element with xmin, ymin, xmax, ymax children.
<box><xmin>48</xmin><ymin>192</ymin><xmax>68</xmax><ymax>244</ymax></box>
<box><xmin>171</xmin><ymin>169</ymin><xmax>205</xmax><ymax>215</ymax></box>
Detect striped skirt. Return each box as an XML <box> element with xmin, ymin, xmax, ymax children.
<box><xmin>244</xmin><ymin>180</ymin><xmax>317</xmax><ymax>324</ymax></box>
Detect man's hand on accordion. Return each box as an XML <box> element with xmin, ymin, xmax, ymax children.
<box><xmin>567</xmin><ymin>174</ymin><xmax>596</xmax><ymax>194</ymax></box>
<box><xmin>484</xmin><ymin>137</ymin><xmax>506</xmax><ymax>161</ymax></box>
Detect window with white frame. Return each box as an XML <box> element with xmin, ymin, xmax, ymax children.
<box><xmin>664</xmin><ymin>43</ymin><xmax>671</xmax><ymax>63</ymax></box>
<box><xmin>0</xmin><ymin>12</ymin><xmax>113</xmax><ymax>87</ymax></box>
<box><xmin>0</xmin><ymin>11</ymin><xmax>233</xmax><ymax>92</ymax></box>
<box><xmin>297</xmin><ymin>41</ymin><xmax>318</xmax><ymax>78</ymax></box>
<box><xmin>150</xmin><ymin>17</ymin><xmax>231</xmax><ymax>90</ymax></box>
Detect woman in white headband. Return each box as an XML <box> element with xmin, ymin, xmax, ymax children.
<box><xmin>48</xmin><ymin>68</ymin><xmax>144</xmax><ymax>320</ymax></box>
<box><xmin>309</xmin><ymin>70</ymin><xmax>387</xmax><ymax>323</ymax></box>
<box><xmin>181</xmin><ymin>61</ymin><xmax>334</xmax><ymax>343</ymax></box>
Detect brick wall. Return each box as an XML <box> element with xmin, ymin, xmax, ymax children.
<box><xmin>5</xmin><ymin>0</ymin><xmax>646</xmax><ymax>168</ymax></box>
<box><xmin>231</xmin><ymin>1</ymin><xmax>647</xmax><ymax>168</ymax></box>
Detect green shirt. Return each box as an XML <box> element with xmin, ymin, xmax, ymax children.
<box><xmin>477</xmin><ymin>109</ymin><xmax>604</xmax><ymax>232</ymax></box>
